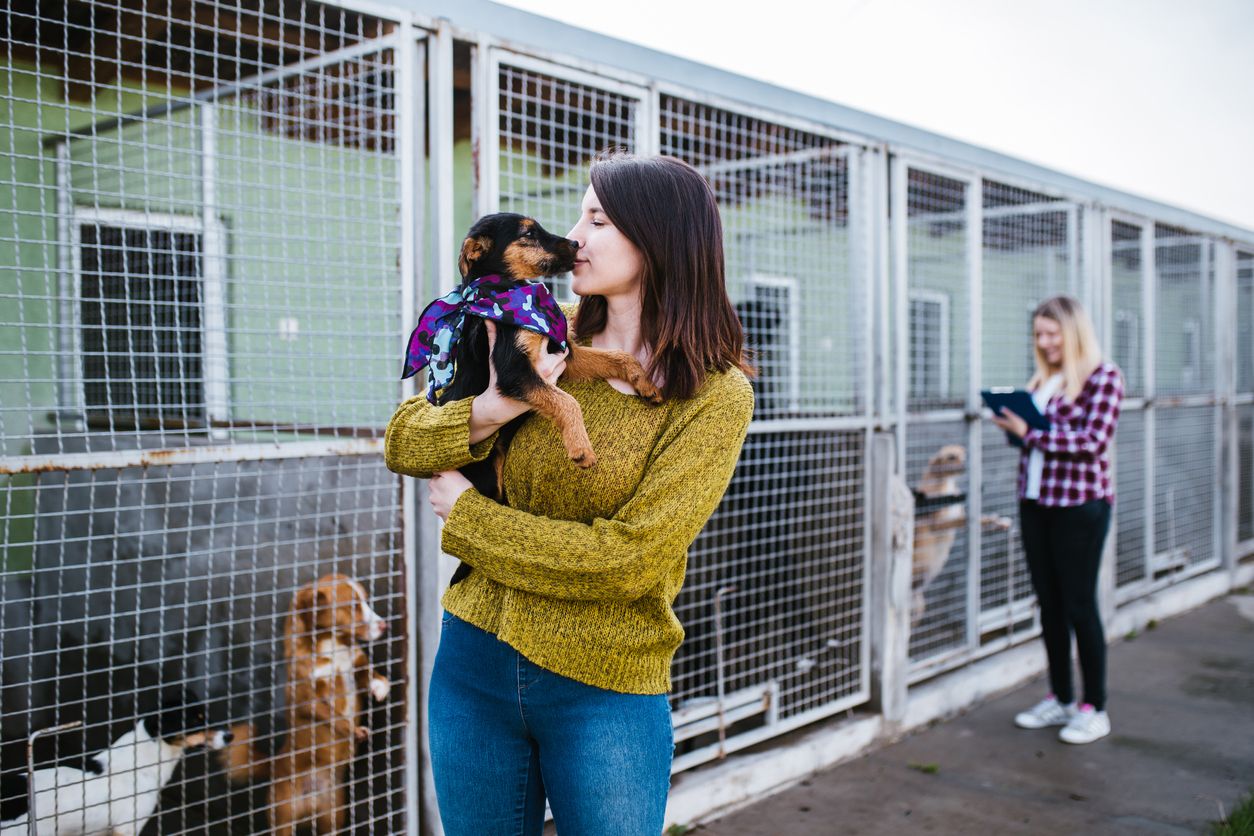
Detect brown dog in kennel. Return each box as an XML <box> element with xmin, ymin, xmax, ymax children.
<box><xmin>220</xmin><ymin>574</ymin><xmax>391</xmax><ymax>835</ymax></box>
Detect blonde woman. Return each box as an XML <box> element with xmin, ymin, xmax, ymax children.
<box><xmin>990</xmin><ymin>295</ymin><xmax>1124</xmax><ymax>744</ymax></box>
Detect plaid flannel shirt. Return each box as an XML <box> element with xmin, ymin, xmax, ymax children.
<box><xmin>1017</xmin><ymin>361</ymin><xmax>1124</xmax><ymax>506</ymax></box>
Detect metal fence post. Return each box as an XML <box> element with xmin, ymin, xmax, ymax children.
<box><xmin>1094</xmin><ymin>208</ymin><xmax>1118</xmax><ymax>626</ymax></box>
<box><xmin>870</xmin><ymin>431</ymin><xmax>911</xmax><ymax>729</ymax></box>
<box><xmin>414</xmin><ymin>20</ymin><xmax>456</xmax><ymax>836</ymax></box>
<box><xmin>1215</xmin><ymin>241</ymin><xmax>1238</xmax><ymax>578</ymax></box>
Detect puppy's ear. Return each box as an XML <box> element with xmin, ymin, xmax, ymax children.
<box><xmin>292</xmin><ymin>586</ymin><xmax>323</xmax><ymax>634</ymax></box>
<box><xmin>459</xmin><ymin>235</ymin><xmax>491</xmax><ymax>278</ymax></box>
<box><xmin>312</xmin><ymin>588</ymin><xmax>333</xmax><ymax>630</ymax></box>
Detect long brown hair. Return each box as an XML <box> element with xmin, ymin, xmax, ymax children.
<box><xmin>574</xmin><ymin>151</ymin><xmax>753</xmax><ymax>401</ymax></box>
<box><xmin>1028</xmin><ymin>295</ymin><xmax>1104</xmax><ymax>401</ymax></box>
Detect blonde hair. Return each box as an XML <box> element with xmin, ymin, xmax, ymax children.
<box><xmin>1028</xmin><ymin>295</ymin><xmax>1104</xmax><ymax>401</ymax></box>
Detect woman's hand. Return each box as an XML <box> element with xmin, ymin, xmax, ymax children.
<box><xmin>468</xmin><ymin>321</ymin><xmax>569</xmax><ymax>443</ymax></box>
<box><xmin>991</xmin><ymin>407</ymin><xmax>1029</xmax><ymax>439</ymax></box>
<box><xmin>429</xmin><ymin>470</ymin><xmax>474</xmax><ymax>521</ymax></box>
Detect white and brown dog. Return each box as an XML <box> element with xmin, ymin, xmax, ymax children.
<box><xmin>221</xmin><ymin>574</ymin><xmax>391</xmax><ymax>835</ymax></box>
<box><xmin>0</xmin><ymin>691</ymin><xmax>230</xmax><ymax>836</ymax></box>
<box><xmin>910</xmin><ymin>444</ymin><xmax>1012</xmax><ymax>624</ymax></box>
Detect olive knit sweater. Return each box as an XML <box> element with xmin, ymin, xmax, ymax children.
<box><xmin>384</xmin><ymin>366</ymin><xmax>754</xmax><ymax>695</ymax></box>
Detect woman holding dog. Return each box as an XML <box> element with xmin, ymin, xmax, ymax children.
<box><xmin>990</xmin><ymin>295</ymin><xmax>1123</xmax><ymax>745</ymax></box>
<box><xmin>386</xmin><ymin>152</ymin><xmax>753</xmax><ymax>834</ymax></box>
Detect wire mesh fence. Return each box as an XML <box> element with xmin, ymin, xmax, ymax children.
<box><xmin>977</xmin><ymin>180</ymin><xmax>1076</xmax><ymax>647</ymax></box>
<box><xmin>899</xmin><ymin>168</ymin><xmax>1085</xmax><ymax>677</ymax></box>
<box><xmin>660</xmin><ymin>94</ymin><xmax>866</xmax><ymax>418</ymax></box>
<box><xmin>1155</xmin><ymin>226</ymin><xmax>1213</xmax><ymax>398</ymax></box>
<box><xmin>1111</xmin><ymin>219</ymin><xmax>1146</xmax><ymax>397</ymax></box>
<box><xmin>2</xmin><ymin>3</ymin><xmax>411</xmax><ymax>833</ymax></box>
<box><xmin>494</xmin><ymin>58</ymin><xmax>641</xmax><ymax>301</ymax></box>
<box><xmin>1152</xmin><ymin>406</ymin><xmax>1216</xmax><ymax>572</ymax></box>
<box><xmin>1240</xmin><ymin>404</ymin><xmax>1253</xmax><ymax>548</ymax></box>
<box><xmin>1237</xmin><ymin>249</ymin><xmax>1253</xmax><ymax>551</ymax></box>
<box><xmin>897</xmin><ymin>163</ymin><xmax>976</xmax><ymax>675</ymax></box>
<box><xmin>1</xmin><ymin>2</ymin><xmax>1250</xmax><ymax>830</ymax></box>
<box><xmin>978</xmin><ymin>422</ymin><xmax>1033</xmax><ymax>636</ymax></box>
<box><xmin>905</xmin><ymin>418</ymin><xmax>971</xmax><ymax>667</ymax></box>
<box><xmin>657</xmin><ymin>94</ymin><xmax>870</xmax><ymax>761</ymax></box>
<box><xmin>1114</xmin><ymin>407</ymin><xmax>1148</xmax><ymax>587</ymax></box>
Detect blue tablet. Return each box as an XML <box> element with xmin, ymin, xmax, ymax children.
<box><xmin>980</xmin><ymin>388</ymin><xmax>1050</xmax><ymax>448</ymax></box>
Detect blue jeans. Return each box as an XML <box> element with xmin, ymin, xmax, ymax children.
<box><xmin>428</xmin><ymin>612</ymin><xmax>674</xmax><ymax>835</ymax></box>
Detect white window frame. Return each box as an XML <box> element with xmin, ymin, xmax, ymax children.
<box><xmin>746</xmin><ymin>274</ymin><xmax>801</xmax><ymax>413</ymax></box>
<box><xmin>66</xmin><ymin>207</ymin><xmax>229</xmax><ymax>432</ymax></box>
<box><xmin>1114</xmin><ymin>307</ymin><xmax>1140</xmax><ymax>389</ymax></box>
<box><xmin>908</xmin><ymin>288</ymin><xmax>951</xmax><ymax>400</ymax></box>
<box><xmin>1180</xmin><ymin>316</ymin><xmax>1201</xmax><ymax>389</ymax></box>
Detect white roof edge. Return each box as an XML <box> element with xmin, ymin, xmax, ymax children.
<box><xmin>386</xmin><ymin>0</ymin><xmax>1253</xmax><ymax>242</ymax></box>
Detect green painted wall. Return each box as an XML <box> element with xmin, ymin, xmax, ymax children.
<box><xmin>1</xmin><ymin>59</ymin><xmax>174</xmax><ymax>570</ymax></box>
<box><xmin>64</xmin><ymin>101</ymin><xmax>402</xmax><ymax>430</ymax></box>
<box><xmin>2</xmin><ymin>58</ymin><xmax>406</xmax><ymax>570</ymax></box>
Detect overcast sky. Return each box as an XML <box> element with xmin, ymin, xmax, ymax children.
<box><xmin>493</xmin><ymin>0</ymin><xmax>1254</xmax><ymax>234</ymax></box>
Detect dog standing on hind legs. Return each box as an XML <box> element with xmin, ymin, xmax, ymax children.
<box><xmin>910</xmin><ymin>444</ymin><xmax>1013</xmax><ymax>625</ymax></box>
<box><xmin>220</xmin><ymin>574</ymin><xmax>391</xmax><ymax>835</ymax></box>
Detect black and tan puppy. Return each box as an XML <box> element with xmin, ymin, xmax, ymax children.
<box><xmin>424</xmin><ymin>213</ymin><xmax>661</xmax><ymax>583</ymax></box>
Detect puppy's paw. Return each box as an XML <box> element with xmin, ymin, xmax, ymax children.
<box><xmin>569</xmin><ymin>446</ymin><xmax>598</xmax><ymax>469</ymax></box>
<box><xmin>635</xmin><ymin>379</ymin><xmax>664</xmax><ymax>405</ymax></box>
<box><xmin>354</xmin><ymin>725</ymin><xmax>370</xmax><ymax>742</ymax></box>
<box><xmin>371</xmin><ymin>677</ymin><xmax>391</xmax><ymax>703</ymax></box>
<box><xmin>980</xmin><ymin>514</ymin><xmax>1013</xmax><ymax>531</ymax></box>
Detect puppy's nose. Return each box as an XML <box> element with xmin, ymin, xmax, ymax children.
<box><xmin>222</xmin><ymin>731</ymin><xmax>235</xmax><ymax>744</ymax></box>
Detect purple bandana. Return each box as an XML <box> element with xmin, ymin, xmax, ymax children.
<box><xmin>401</xmin><ymin>275</ymin><xmax>569</xmax><ymax>404</ymax></box>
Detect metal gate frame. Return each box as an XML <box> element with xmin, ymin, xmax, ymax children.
<box><xmin>891</xmin><ymin>153</ymin><xmax>985</xmax><ymax>682</ymax></box>
<box><xmin>3</xmin><ymin>12</ymin><xmax>431</xmax><ymax>832</ymax></box>
<box><xmin>652</xmin><ymin>74</ymin><xmax>879</xmax><ymax>761</ymax></box>
<box><xmin>891</xmin><ymin>151</ymin><xmax>1100</xmax><ymax>681</ymax></box>
<box><xmin>1234</xmin><ymin>243</ymin><xmax>1254</xmax><ymax>561</ymax></box>
<box><xmin>451</xmin><ymin>42</ymin><xmax>880</xmax><ymax>771</ymax></box>
<box><xmin>1107</xmin><ymin>210</ymin><xmax>1226</xmax><ymax>604</ymax></box>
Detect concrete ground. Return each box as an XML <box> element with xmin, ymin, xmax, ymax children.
<box><xmin>700</xmin><ymin>593</ymin><xmax>1254</xmax><ymax>836</ymax></box>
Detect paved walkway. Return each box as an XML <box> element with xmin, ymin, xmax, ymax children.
<box><xmin>702</xmin><ymin>593</ymin><xmax>1254</xmax><ymax>835</ymax></box>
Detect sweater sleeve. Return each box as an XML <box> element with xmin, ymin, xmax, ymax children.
<box><xmin>383</xmin><ymin>395</ymin><xmax>499</xmax><ymax>479</ymax></box>
<box><xmin>440</xmin><ymin>376</ymin><xmax>754</xmax><ymax>602</ymax></box>
<box><xmin>1021</xmin><ymin>365</ymin><xmax>1123</xmax><ymax>461</ymax></box>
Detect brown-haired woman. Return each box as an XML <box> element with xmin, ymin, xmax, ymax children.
<box><xmin>385</xmin><ymin>152</ymin><xmax>754</xmax><ymax>834</ymax></box>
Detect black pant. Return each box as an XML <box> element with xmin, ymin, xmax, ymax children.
<box><xmin>1019</xmin><ymin>499</ymin><xmax>1112</xmax><ymax>711</ymax></box>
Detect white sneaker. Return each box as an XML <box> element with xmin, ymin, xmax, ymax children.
<box><xmin>1014</xmin><ymin>695</ymin><xmax>1076</xmax><ymax>729</ymax></box>
<box><xmin>1058</xmin><ymin>705</ymin><xmax>1111</xmax><ymax>744</ymax></box>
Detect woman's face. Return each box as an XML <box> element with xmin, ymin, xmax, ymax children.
<box><xmin>567</xmin><ymin>185</ymin><xmax>645</xmax><ymax>300</ymax></box>
<box><xmin>1034</xmin><ymin>315</ymin><xmax>1064</xmax><ymax>369</ymax></box>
